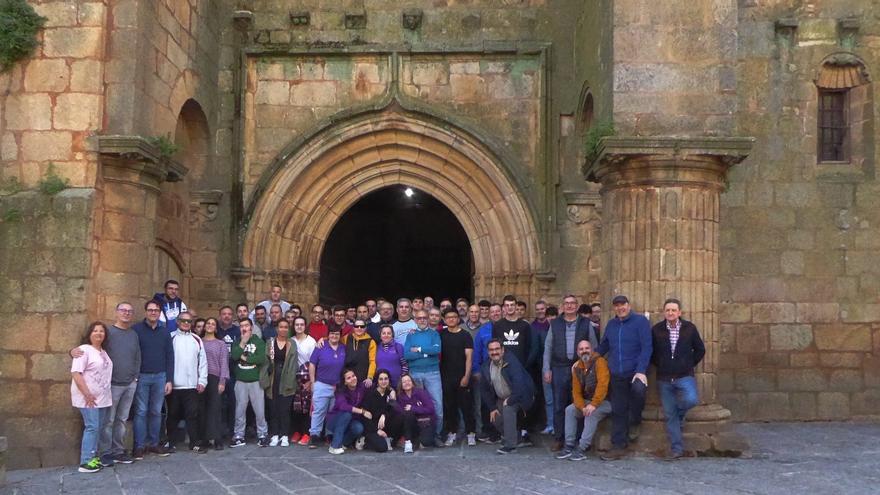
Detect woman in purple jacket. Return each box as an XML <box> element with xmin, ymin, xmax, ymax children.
<box><xmin>326</xmin><ymin>369</ymin><xmax>369</xmax><ymax>454</ymax></box>
<box><xmin>395</xmin><ymin>374</ymin><xmax>438</xmax><ymax>452</ymax></box>
<box><xmin>375</xmin><ymin>325</ymin><xmax>408</xmax><ymax>387</ymax></box>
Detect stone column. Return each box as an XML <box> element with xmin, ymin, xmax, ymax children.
<box><xmin>585</xmin><ymin>136</ymin><xmax>752</xmax><ymax>455</ymax></box>
<box><xmin>96</xmin><ymin>136</ymin><xmax>187</xmax><ymax>316</ymax></box>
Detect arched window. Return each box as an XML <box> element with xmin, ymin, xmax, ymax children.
<box><xmin>815</xmin><ymin>54</ymin><xmax>872</xmax><ymax>164</ymax></box>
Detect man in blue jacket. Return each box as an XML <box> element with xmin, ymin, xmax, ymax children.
<box><xmin>404</xmin><ymin>309</ymin><xmax>444</xmax><ymax>441</ymax></box>
<box><xmin>596</xmin><ymin>295</ymin><xmax>652</xmax><ymax>460</ymax></box>
<box><xmin>481</xmin><ymin>339</ymin><xmax>535</xmax><ymax>454</ymax></box>
<box><xmin>132</xmin><ymin>299</ymin><xmax>175</xmax><ymax>459</ymax></box>
<box><xmin>152</xmin><ymin>279</ymin><xmax>187</xmax><ymax>333</ymax></box>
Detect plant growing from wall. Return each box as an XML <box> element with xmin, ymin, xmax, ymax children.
<box><xmin>1</xmin><ymin>207</ymin><xmax>22</xmax><ymax>223</ymax></box>
<box><xmin>147</xmin><ymin>135</ymin><xmax>180</xmax><ymax>158</ymax></box>
<box><xmin>0</xmin><ymin>0</ymin><xmax>47</xmax><ymax>72</ymax></box>
<box><xmin>38</xmin><ymin>163</ymin><xmax>69</xmax><ymax>195</ymax></box>
<box><xmin>584</xmin><ymin>119</ymin><xmax>615</xmax><ymax>165</ymax></box>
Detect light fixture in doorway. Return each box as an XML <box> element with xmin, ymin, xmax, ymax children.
<box><xmin>404</xmin><ymin>187</ymin><xmax>414</xmax><ymax>198</ymax></box>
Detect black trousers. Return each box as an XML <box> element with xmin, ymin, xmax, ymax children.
<box><xmin>441</xmin><ymin>374</ymin><xmax>475</xmax><ymax>435</ymax></box>
<box><xmin>267</xmin><ymin>394</ymin><xmax>293</xmax><ymax>437</ymax></box>
<box><xmin>364</xmin><ymin>413</ymin><xmax>403</xmax><ymax>452</ymax></box>
<box><xmin>609</xmin><ymin>373</ymin><xmax>647</xmax><ymax>449</ymax></box>
<box><xmin>202</xmin><ymin>375</ymin><xmax>223</xmax><ymax>443</ymax></box>
<box><xmin>166</xmin><ymin>388</ymin><xmax>200</xmax><ymax>448</ymax></box>
<box><xmin>401</xmin><ymin>412</ymin><xmax>435</xmax><ymax>447</ymax></box>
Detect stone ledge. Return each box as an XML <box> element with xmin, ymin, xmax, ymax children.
<box><xmin>97</xmin><ymin>135</ymin><xmax>188</xmax><ymax>183</ymax></box>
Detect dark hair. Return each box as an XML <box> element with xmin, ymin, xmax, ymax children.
<box><xmin>502</xmin><ymin>295</ymin><xmax>516</xmax><ymax>304</ymax></box>
<box><xmin>443</xmin><ymin>308</ymin><xmax>459</xmax><ymax>318</ymax></box>
<box><xmin>664</xmin><ymin>298</ymin><xmax>682</xmax><ymax>310</ymax></box>
<box><xmin>219</xmin><ymin>305</ymin><xmax>233</xmax><ymax>313</ymax></box>
<box><xmin>145</xmin><ymin>299</ymin><xmax>161</xmax><ymax>310</ymax></box>
<box><xmin>578</xmin><ymin>304</ymin><xmax>592</xmax><ymax>314</ymax></box>
<box><xmin>534</xmin><ymin>299</ymin><xmax>547</xmax><ymax>306</ymax></box>
<box><xmin>332</xmin><ymin>305</ymin><xmax>346</xmax><ymax>314</ymax></box>
<box><xmin>374</xmin><ymin>369</ymin><xmax>392</xmax><ymax>388</ymax></box>
<box><xmin>238</xmin><ymin>317</ymin><xmax>253</xmax><ymax>325</ymax></box>
<box><xmin>204</xmin><ymin>317</ymin><xmax>220</xmax><ymax>333</ymax></box>
<box><xmin>81</xmin><ymin>321</ymin><xmax>108</xmax><ymax>348</ymax></box>
<box><xmin>546</xmin><ymin>305</ymin><xmax>559</xmax><ymax>317</ymax></box>
<box><xmin>341</xmin><ymin>368</ymin><xmax>357</xmax><ymax>383</ymax></box>
<box><xmin>590</xmin><ymin>302</ymin><xmax>601</xmax><ymax>309</ymax></box>
<box><xmin>254</xmin><ymin>305</ymin><xmax>267</xmax><ymax>314</ymax></box>
<box><xmin>487</xmin><ymin>338</ymin><xmax>503</xmax><ymax>349</ymax></box>
<box><xmin>164</xmin><ymin>279</ymin><xmax>179</xmax><ymax>288</ymax></box>
<box><xmin>291</xmin><ymin>304</ymin><xmax>302</xmax><ymax>313</ymax></box>
<box><xmin>516</xmin><ymin>300</ymin><xmax>527</xmax><ymax>308</ymax></box>
<box><xmin>478</xmin><ymin>300</ymin><xmax>491</xmax><ymax>308</ymax></box>
<box><xmin>379</xmin><ymin>323</ymin><xmax>394</xmax><ymax>333</ymax></box>
<box><xmin>235</xmin><ymin>303</ymin><xmax>249</xmax><ymax>311</ymax></box>
<box><xmin>396</xmin><ymin>373</ymin><xmax>419</xmax><ymax>395</ymax></box>
<box><xmin>292</xmin><ymin>316</ymin><xmax>308</xmax><ymax>328</ymax></box>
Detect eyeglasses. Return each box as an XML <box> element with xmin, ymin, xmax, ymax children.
<box><xmin>178</xmin><ymin>319</ymin><xmax>192</xmax><ymax>324</ymax></box>
<box><xmin>146</xmin><ymin>308</ymin><xmax>161</xmax><ymax>312</ymax></box>
<box><xmin>354</xmin><ymin>324</ymin><xmax>365</xmax><ymax>328</ymax></box>
<box><xmin>117</xmin><ymin>308</ymin><xmax>134</xmax><ymax>313</ymax></box>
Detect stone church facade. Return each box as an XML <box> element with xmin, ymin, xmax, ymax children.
<box><xmin>0</xmin><ymin>0</ymin><xmax>877</xmax><ymax>468</ymax></box>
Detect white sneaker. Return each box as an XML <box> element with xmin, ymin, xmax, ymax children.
<box><xmin>355</xmin><ymin>436</ymin><xmax>365</xmax><ymax>451</ymax></box>
<box><xmin>467</xmin><ymin>433</ymin><xmax>476</xmax><ymax>446</ymax></box>
<box><xmin>404</xmin><ymin>440</ymin><xmax>414</xmax><ymax>453</ymax></box>
<box><xmin>269</xmin><ymin>435</ymin><xmax>279</xmax><ymax>447</ymax></box>
<box><xmin>444</xmin><ymin>432</ymin><xmax>456</xmax><ymax>446</ymax></box>
<box><xmin>328</xmin><ymin>446</ymin><xmax>344</xmax><ymax>455</ymax></box>
<box><xmin>280</xmin><ymin>436</ymin><xmax>289</xmax><ymax>447</ymax></box>
<box><xmin>385</xmin><ymin>437</ymin><xmax>393</xmax><ymax>451</ymax></box>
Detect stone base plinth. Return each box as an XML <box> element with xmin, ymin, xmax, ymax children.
<box><xmin>0</xmin><ymin>436</ymin><xmax>7</xmax><ymax>485</ymax></box>
<box><xmin>592</xmin><ymin>406</ymin><xmax>750</xmax><ymax>458</ymax></box>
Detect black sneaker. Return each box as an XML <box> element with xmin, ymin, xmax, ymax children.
<box><xmin>555</xmin><ymin>447</ymin><xmax>573</xmax><ymax>459</ymax></box>
<box><xmin>517</xmin><ymin>433</ymin><xmax>533</xmax><ymax>448</ymax></box>
<box><xmin>148</xmin><ymin>445</ymin><xmax>172</xmax><ymax>457</ymax></box>
<box><xmin>98</xmin><ymin>455</ymin><xmax>115</xmax><ymax>468</ymax></box>
<box><xmin>131</xmin><ymin>448</ymin><xmax>145</xmax><ymax>460</ymax></box>
<box><xmin>230</xmin><ymin>438</ymin><xmax>246</xmax><ymax>448</ymax></box>
<box><xmin>476</xmin><ymin>432</ymin><xmax>492</xmax><ymax>443</ymax></box>
<box><xmin>191</xmin><ymin>444</ymin><xmax>207</xmax><ymax>454</ymax></box>
<box><xmin>569</xmin><ymin>448</ymin><xmax>587</xmax><ymax>461</ymax></box>
<box><xmin>496</xmin><ymin>446</ymin><xmax>517</xmax><ymax>455</ymax></box>
<box><xmin>308</xmin><ymin>436</ymin><xmax>319</xmax><ymax>449</ymax></box>
<box><xmin>78</xmin><ymin>458</ymin><xmax>102</xmax><ymax>473</ymax></box>
<box><xmin>258</xmin><ymin>437</ymin><xmax>269</xmax><ymax>447</ymax></box>
<box><xmin>213</xmin><ymin>442</ymin><xmax>224</xmax><ymax>451</ymax></box>
<box><xmin>162</xmin><ymin>441</ymin><xmax>177</xmax><ymax>454</ymax></box>
<box><xmin>113</xmin><ymin>453</ymin><xmax>134</xmax><ymax>464</ymax></box>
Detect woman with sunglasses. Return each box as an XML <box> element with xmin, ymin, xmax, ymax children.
<box><xmin>343</xmin><ymin>319</ymin><xmax>377</xmax><ymax>388</ymax></box>
<box><xmin>290</xmin><ymin>316</ymin><xmax>316</xmax><ymax>445</ymax></box>
<box><xmin>361</xmin><ymin>369</ymin><xmax>403</xmax><ymax>452</ymax></box>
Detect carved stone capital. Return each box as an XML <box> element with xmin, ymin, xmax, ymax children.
<box><xmin>563</xmin><ymin>191</ymin><xmax>602</xmax><ymax>225</ymax></box>
<box><xmin>189</xmin><ymin>190</ymin><xmax>223</xmax><ymax>227</ymax></box>
<box><xmin>98</xmin><ymin>135</ymin><xmax>188</xmax><ymax>194</ymax></box>
<box><xmin>230</xmin><ymin>266</ymin><xmax>253</xmax><ymax>291</ymax></box>
<box><xmin>584</xmin><ymin>136</ymin><xmax>754</xmax><ymax>192</ymax></box>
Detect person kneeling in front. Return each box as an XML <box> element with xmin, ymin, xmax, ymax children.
<box><xmin>480</xmin><ymin>339</ymin><xmax>535</xmax><ymax>454</ymax></box>
<box><xmin>556</xmin><ymin>340</ymin><xmax>611</xmax><ymax>461</ymax></box>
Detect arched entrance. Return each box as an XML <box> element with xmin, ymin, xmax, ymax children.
<box><xmin>318</xmin><ymin>185</ymin><xmax>473</xmax><ymax>305</ymax></box>
<box><xmin>241</xmin><ymin>106</ymin><xmax>543</xmax><ymax>305</ymax></box>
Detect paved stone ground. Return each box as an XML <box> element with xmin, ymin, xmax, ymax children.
<box><xmin>3</xmin><ymin>422</ymin><xmax>880</xmax><ymax>494</ymax></box>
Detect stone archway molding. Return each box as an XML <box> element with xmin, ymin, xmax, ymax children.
<box><xmin>240</xmin><ymin>99</ymin><xmax>545</xmax><ymax>303</ymax></box>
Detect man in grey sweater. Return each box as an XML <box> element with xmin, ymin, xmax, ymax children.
<box><xmin>72</xmin><ymin>302</ymin><xmax>142</xmax><ymax>465</ymax></box>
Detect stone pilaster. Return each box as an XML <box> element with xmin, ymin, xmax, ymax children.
<box><xmin>96</xmin><ymin>136</ymin><xmax>187</xmax><ymax>316</ymax></box>
<box><xmin>585</xmin><ymin>136</ymin><xmax>753</xmax><ymax>456</ymax></box>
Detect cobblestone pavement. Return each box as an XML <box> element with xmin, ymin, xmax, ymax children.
<box><xmin>3</xmin><ymin>422</ymin><xmax>880</xmax><ymax>494</ymax></box>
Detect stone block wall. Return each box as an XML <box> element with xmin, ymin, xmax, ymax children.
<box><xmin>718</xmin><ymin>1</ymin><xmax>880</xmax><ymax>420</ymax></box>
<box><xmin>0</xmin><ymin>190</ymin><xmax>96</xmax><ymax>469</ymax></box>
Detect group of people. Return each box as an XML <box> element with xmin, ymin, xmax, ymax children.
<box><xmin>69</xmin><ymin>281</ymin><xmax>705</xmax><ymax>473</ymax></box>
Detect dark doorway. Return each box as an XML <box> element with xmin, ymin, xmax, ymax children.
<box><xmin>318</xmin><ymin>185</ymin><xmax>473</xmax><ymax>306</ymax></box>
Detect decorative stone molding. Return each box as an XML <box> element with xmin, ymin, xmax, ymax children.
<box><xmin>584</xmin><ymin>136</ymin><xmax>754</xmax><ymax>191</ymax></box>
<box><xmin>98</xmin><ymin>135</ymin><xmax>188</xmax><ymax>193</ymax></box>
<box><xmin>232</xmin><ymin>10</ymin><xmax>254</xmax><ymax>31</ymax></box>
<box><xmin>189</xmin><ymin>190</ymin><xmax>223</xmax><ymax>227</ymax></box>
<box><xmin>230</xmin><ymin>266</ymin><xmax>252</xmax><ymax>291</ymax></box>
<box><xmin>563</xmin><ymin>191</ymin><xmax>602</xmax><ymax>226</ymax></box>
<box><xmin>344</xmin><ymin>13</ymin><xmax>366</xmax><ymax>30</ymax></box>
<box><xmin>402</xmin><ymin>9</ymin><xmax>423</xmax><ymax>30</ymax></box>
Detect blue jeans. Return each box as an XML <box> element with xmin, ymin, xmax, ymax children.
<box><xmin>134</xmin><ymin>372</ymin><xmax>166</xmax><ymax>448</ymax></box>
<box><xmin>659</xmin><ymin>377</ymin><xmax>699</xmax><ymax>454</ymax></box>
<box><xmin>78</xmin><ymin>407</ymin><xmax>110</xmax><ymax>464</ymax></box>
<box><xmin>542</xmin><ymin>380</ymin><xmax>554</xmax><ymax>429</ymax></box>
<box><xmin>327</xmin><ymin>412</ymin><xmax>364</xmax><ymax>449</ymax></box>
<box><xmin>410</xmin><ymin>369</ymin><xmax>443</xmax><ymax>435</ymax></box>
<box><xmin>309</xmin><ymin>381</ymin><xmax>336</xmax><ymax>437</ymax></box>
<box><xmin>551</xmin><ymin>365</ymin><xmax>573</xmax><ymax>441</ymax></box>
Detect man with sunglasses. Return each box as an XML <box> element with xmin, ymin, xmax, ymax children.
<box><xmin>166</xmin><ymin>312</ymin><xmax>208</xmax><ymax>453</ymax></box>
<box><xmin>343</xmin><ymin>319</ymin><xmax>377</xmax><ymax>388</ymax></box>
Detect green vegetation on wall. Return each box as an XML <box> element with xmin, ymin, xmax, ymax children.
<box><xmin>0</xmin><ymin>0</ymin><xmax>47</xmax><ymax>72</ymax></box>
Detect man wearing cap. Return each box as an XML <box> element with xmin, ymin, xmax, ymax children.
<box><xmin>596</xmin><ymin>295</ymin><xmax>652</xmax><ymax>460</ymax></box>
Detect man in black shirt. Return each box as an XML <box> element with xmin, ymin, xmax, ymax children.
<box><xmin>439</xmin><ymin>309</ymin><xmax>475</xmax><ymax>447</ymax></box>
<box><xmin>492</xmin><ymin>295</ymin><xmax>536</xmax><ymax>445</ymax></box>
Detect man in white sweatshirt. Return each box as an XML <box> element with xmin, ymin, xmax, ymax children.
<box><xmin>167</xmin><ymin>312</ymin><xmax>208</xmax><ymax>453</ymax></box>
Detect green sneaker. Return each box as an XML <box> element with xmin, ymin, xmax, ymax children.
<box><xmin>78</xmin><ymin>457</ymin><xmax>102</xmax><ymax>473</ymax></box>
